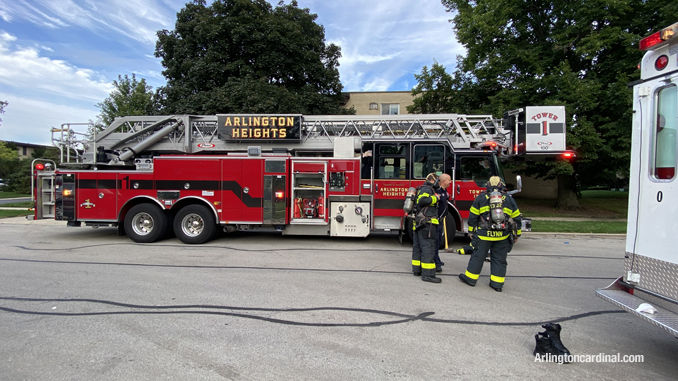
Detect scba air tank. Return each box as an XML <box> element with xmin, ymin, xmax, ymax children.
<box><xmin>489</xmin><ymin>189</ymin><xmax>505</xmax><ymax>229</ymax></box>
<box><xmin>403</xmin><ymin>187</ymin><xmax>417</xmax><ymax>213</ymax></box>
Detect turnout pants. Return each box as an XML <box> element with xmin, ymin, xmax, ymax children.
<box><xmin>412</xmin><ymin>224</ymin><xmax>437</xmax><ymax>277</ymax></box>
<box><xmin>463</xmin><ymin>237</ymin><xmax>511</xmax><ymax>289</ymax></box>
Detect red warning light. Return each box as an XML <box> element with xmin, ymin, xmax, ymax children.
<box><xmin>36</xmin><ymin>163</ymin><xmax>45</xmax><ymax>170</ymax></box>
<box><xmin>275</xmin><ymin>191</ymin><xmax>284</xmax><ymax>199</ymax></box>
<box><xmin>656</xmin><ymin>55</ymin><xmax>669</xmax><ymax>70</ymax></box>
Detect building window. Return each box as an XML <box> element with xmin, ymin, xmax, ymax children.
<box><xmin>654</xmin><ymin>85</ymin><xmax>677</xmax><ymax>180</ymax></box>
<box><xmin>22</xmin><ymin>146</ymin><xmax>27</xmax><ymax>155</ymax></box>
<box><xmin>381</xmin><ymin>104</ymin><xmax>400</xmax><ymax>115</ymax></box>
<box><xmin>369</xmin><ymin>102</ymin><xmax>378</xmax><ymax>110</ymax></box>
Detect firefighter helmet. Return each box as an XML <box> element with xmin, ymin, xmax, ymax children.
<box><xmin>426</xmin><ymin>173</ymin><xmax>440</xmax><ymax>189</ymax></box>
<box><xmin>486</xmin><ymin>176</ymin><xmax>505</xmax><ymax>190</ymax></box>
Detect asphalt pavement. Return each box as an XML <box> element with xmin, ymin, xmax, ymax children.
<box><xmin>0</xmin><ymin>219</ymin><xmax>676</xmax><ymax>380</ymax></box>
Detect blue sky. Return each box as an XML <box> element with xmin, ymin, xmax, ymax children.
<box><xmin>0</xmin><ymin>0</ymin><xmax>464</xmax><ymax>145</ymax></box>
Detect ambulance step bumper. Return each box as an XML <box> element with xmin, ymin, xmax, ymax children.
<box><xmin>597</xmin><ymin>277</ymin><xmax>678</xmax><ymax>337</ymax></box>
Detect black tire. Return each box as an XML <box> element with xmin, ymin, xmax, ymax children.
<box><xmin>173</xmin><ymin>204</ymin><xmax>217</xmax><ymax>244</ymax></box>
<box><xmin>439</xmin><ymin>214</ymin><xmax>457</xmax><ymax>249</ymax></box>
<box><xmin>124</xmin><ymin>203</ymin><xmax>168</xmax><ymax>243</ymax></box>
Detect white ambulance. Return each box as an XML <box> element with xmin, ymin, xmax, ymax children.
<box><xmin>597</xmin><ymin>21</ymin><xmax>678</xmax><ymax>336</ymax></box>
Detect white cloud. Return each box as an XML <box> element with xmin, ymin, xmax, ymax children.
<box><xmin>0</xmin><ymin>93</ymin><xmax>98</xmax><ymax>145</ymax></box>
<box><xmin>0</xmin><ymin>0</ymin><xmax>180</xmax><ymax>45</ymax></box>
<box><xmin>0</xmin><ymin>33</ymin><xmax>113</xmax><ymax>102</ymax></box>
<box><xmin>1</xmin><ymin>31</ymin><xmax>17</xmax><ymax>42</ymax></box>
<box><xmin>297</xmin><ymin>0</ymin><xmax>464</xmax><ymax>92</ymax></box>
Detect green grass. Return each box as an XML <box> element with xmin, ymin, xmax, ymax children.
<box><xmin>0</xmin><ymin>209</ymin><xmax>33</xmax><ymax>218</ymax></box>
<box><xmin>1</xmin><ymin>201</ymin><xmax>34</xmax><ymax>207</ymax></box>
<box><xmin>0</xmin><ymin>192</ymin><xmax>31</xmax><ymax>199</ymax></box>
<box><xmin>517</xmin><ymin>190</ymin><xmax>629</xmax><ymax>219</ymax></box>
<box><xmin>531</xmin><ymin>220</ymin><xmax>627</xmax><ymax>234</ymax></box>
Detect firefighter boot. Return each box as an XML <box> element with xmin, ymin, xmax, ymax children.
<box><xmin>542</xmin><ymin>323</ymin><xmax>571</xmax><ymax>360</ymax></box>
<box><xmin>422</xmin><ymin>276</ymin><xmax>442</xmax><ymax>283</ymax></box>
<box><xmin>533</xmin><ymin>332</ymin><xmax>558</xmax><ymax>361</ymax></box>
<box><xmin>458</xmin><ymin>273</ymin><xmax>476</xmax><ymax>287</ymax></box>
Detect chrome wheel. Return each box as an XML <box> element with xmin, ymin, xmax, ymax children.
<box><xmin>131</xmin><ymin>212</ymin><xmax>155</xmax><ymax>236</ymax></box>
<box><xmin>181</xmin><ymin>212</ymin><xmax>205</xmax><ymax>238</ymax></box>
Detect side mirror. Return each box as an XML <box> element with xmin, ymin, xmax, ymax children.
<box><xmin>515</xmin><ymin>175</ymin><xmax>522</xmax><ymax>193</ymax></box>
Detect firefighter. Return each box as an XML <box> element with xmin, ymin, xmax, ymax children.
<box><xmin>454</xmin><ymin>235</ymin><xmax>479</xmax><ymax>255</ymax></box>
<box><xmin>411</xmin><ymin>173</ymin><xmax>442</xmax><ymax>283</ymax></box>
<box><xmin>458</xmin><ymin>176</ymin><xmax>521</xmax><ymax>292</ymax></box>
<box><xmin>434</xmin><ymin>173</ymin><xmax>452</xmax><ymax>271</ymax></box>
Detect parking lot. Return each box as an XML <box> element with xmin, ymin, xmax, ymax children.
<box><xmin>0</xmin><ymin>218</ymin><xmax>676</xmax><ymax>380</ymax></box>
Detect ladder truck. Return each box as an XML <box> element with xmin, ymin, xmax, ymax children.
<box><xmin>597</xmin><ymin>21</ymin><xmax>678</xmax><ymax>336</ymax></box>
<box><xmin>31</xmin><ymin>107</ymin><xmax>569</xmax><ymax>244</ymax></box>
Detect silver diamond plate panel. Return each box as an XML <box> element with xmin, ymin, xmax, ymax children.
<box><xmin>597</xmin><ymin>278</ymin><xmax>678</xmax><ymax>337</ymax></box>
<box><xmin>625</xmin><ymin>253</ymin><xmax>678</xmax><ymax>302</ymax></box>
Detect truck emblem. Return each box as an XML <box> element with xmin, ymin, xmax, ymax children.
<box><xmin>80</xmin><ymin>199</ymin><xmax>95</xmax><ymax>209</ymax></box>
<box><xmin>197</xmin><ymin>143</ymin><xmax>216</xmax><ymax>148</ymax></box>
<box><xmin>537</xmin><ymin>142</ymin><xmax>553</xmax><ymax>145</ymax></box>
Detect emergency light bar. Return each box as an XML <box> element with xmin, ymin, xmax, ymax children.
<box><xmin>640</xmin><ymin>21</ymin><xmax>678</xmax><ymax>50</ymax></box>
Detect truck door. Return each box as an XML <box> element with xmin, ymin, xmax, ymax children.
<box><xmin>453</xmin><ymin>155</ymin><xmax>493</xmax><ymax>222</ymax></box>
<box><xmin>373</xmin><ymin>143</ymin><xmax>409</xmax><ymax>218</ymax></box>
<box><xmin>633</xmin><ymin>83</ymin><xmax>677</xmax><ymax>263</ymax></box>
<box><xmin>221</xmin><ymin>158</ymin><xmax>264</xmax><ymax>223</ymax></box>
<box><xmin>76</xmin><ymin>172</ymin><xmax>118</xmax><ymax>221</ymax></box>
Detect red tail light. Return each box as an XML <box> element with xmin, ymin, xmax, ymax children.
<box><xmin>275</xmin><ymin>191</ymin><xmax>284</xmax><ymax>199</ymax></box>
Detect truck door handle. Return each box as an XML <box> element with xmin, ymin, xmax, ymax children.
<box><xmin>456</xmin><ymin>184</ymin><xmax>461</xmax><ymax>194</ymax></box>
<box><xmin>375</xmin><ymin>183</ymin><xmax>379</xmax><ymax>192</ymax></box>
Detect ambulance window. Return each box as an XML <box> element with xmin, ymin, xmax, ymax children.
<box><xmin>413</xmin><ymin>145</ymin><xmax>445</xmax><ymax>179</ymax></box>
<box><xmin>654</xmin><ymin>85</ymin><xmax>677</xmax><ymax>180</ymax></box>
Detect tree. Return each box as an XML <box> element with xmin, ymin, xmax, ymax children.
<box><xmin>0</xmin><ymin>100</ymin><xmax>7</xmax><ymax>126</ymax></box>
<box><xmin>96</xmin><ymin>74</ymin><xmax>158</xmax><ymax>127</ymax></box>
<box><xmin>155</xmin><ymin>0</ymin><xmax>347</xmax><ymax>115</ymax></box>
<box><xmin>413</xmin><ymin>0</ymin><xmax>678</xmax><ymax>209</ymax></box>
<box><xmin>408</xmin><ymin>61</ymin><xmax>457</xmax><ymax>114</ymax></box>
<box><xmin>0</xmin><ymin>142</ymin><xmax>19</xmax><ymax>190</ymax></box>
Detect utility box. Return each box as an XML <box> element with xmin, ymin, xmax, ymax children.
<box><xmin>330</xmin><ymin>201</ymin><xmax>370</xmax><ymax>237</ymax></box>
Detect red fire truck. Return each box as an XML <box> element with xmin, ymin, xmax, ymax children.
<box><xmin>32</xmin><ymin>107</ymin><xmax>569</xmax><ymax>244</ymax></box>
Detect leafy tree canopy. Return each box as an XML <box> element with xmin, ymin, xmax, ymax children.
<box><xmin>410</xmin><ymin>0</ymin><xmax>678</xmax><ymax>206</ymax></box>
<box><xmin>96</xmin><ymin>74</ymin><xmax>158</xmax><ymax>127</ymax></box>
<box><xmin>155</xmin><ymin>0</ymin><xmax>347</xmax><ymax>115</ymax></box>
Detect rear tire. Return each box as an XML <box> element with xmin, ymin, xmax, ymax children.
<box><xmin>174</xmin><ymin>204</ymin><xmax>217</xmax><ymax>244</ymax></box>
<box><xmin>124</xmin><ymin>204</ymin><xmax>168</xmax><ymax>243</ymax></box>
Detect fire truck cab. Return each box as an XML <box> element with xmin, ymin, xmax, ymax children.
<box><xmin>597</xmin><ymin>21</ymin><xmax>678</xmax><ymax>336</ymax></box>
<box><xmin>33</xmin><ymin>107</ymin><xmax>569</xmax><ymax>244</ymax></box>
